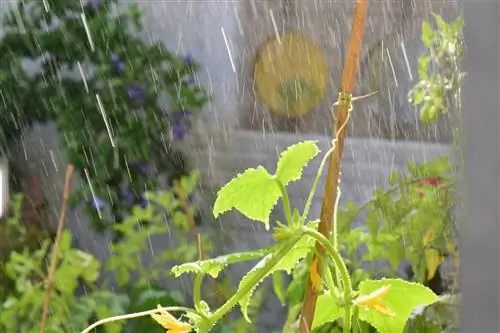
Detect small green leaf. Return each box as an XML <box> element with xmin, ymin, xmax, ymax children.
<box><xmin>417</xmin><ymin>56</ymin><xmax>430</xmax><ymax>80</ymax></box>
<box><xmin>213</xmin><ymin>166</ymin><xmax>281</xmax><ymax>229</ymax></box>
<box><xmin>357</xmin><ymin>278</ymin><xmax>439</xmax><ymax>333</ymax></box>
<box><xmin>431</xmin><ymin>13</ymin><xmax>448</xmax><ymax>35</ymax></box>
<box><xmin>387</xmin><ymin>169</ymin><xmax>399</xmax><ymax>186</ymax></box>
<box><xmin>272</xmin><ymin>271</ymin><xmax>287</xmax><ymax>305</ymax></box>
<box><xmin>275</xmin><ymin>141</ymin><xmax>319</xmax><ymax>186</ymax></box>
<box><xmin>421</xmin><ymin>21</ymin><xmax>434</xmax><ymax>48</ymax></box>
<box><xmin>238</xmin><ymin>235</ymin><xmax>315</xmax><ymax>322</ymax></box>
<box><xmin>312</xmin><ymin>293</ymin><xmax>343</xmax><ymax>329</ymax></box>
<box><xmin>171</xmin><ymin>247</ymin><xmax>274</xmax><ymax>278</ymax></box>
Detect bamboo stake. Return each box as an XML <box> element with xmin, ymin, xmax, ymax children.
<box><xmin>298</xmin><ymin>1</ymin><xmax>370</xmax><ymax>332</ymax></box>
<box><xmin>39</xmin><ymin>165</ymin><xmax>74</xmax><ymax>333</ymax></box>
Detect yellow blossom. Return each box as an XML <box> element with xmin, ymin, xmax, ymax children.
<box><xmin>150</xmin><ymin>305</ymin><xmax>192</xmax><ymax>333</ymax></box>
<box><xmin>310</xmin><ymin>258</ymin><xmax>322</xmax><ymax>292</ymax></box>
<box><xmin>353</xmin><ymin>285</ymin><xmax>395</xmax><ymax>317</ymax></box>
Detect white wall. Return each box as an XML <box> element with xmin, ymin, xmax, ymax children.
<box><xmin>138</xmin><ymin>1</ymin><xmax>242</xmax><ymax>131</ymax></box>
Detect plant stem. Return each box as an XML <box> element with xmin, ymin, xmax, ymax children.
<box><xmin>193</xmin><ymin>272</ymin><xmax>205</xmax><ymax>312</ymax></box>
<box><xmin>302</xmin><ymin>146</ymin><xmax>334</xmax><ymax>222</ymax></box>
<box><xmin>208</xmin><ymin>235</ymin><xmax>301</xmax><ymax>326</ymax></box>
<box><xmin>321</xmin><ymin>255</ymin><xmax>338</xmax><ymax>294</ymax></box>
<box><xmin>276</xmin><ymin>180</ymin><xmax>293</xmax><ymax>225</ymax></box>
<box><xmin>298</xmin><ymin>0</ymin><xmax>369</xmax><ymax>331</ymax></box>
<box><xmin>352</xmin><ymin>306</ymin><xmax>360</xmax><ymax>333</ymax></box>
<box><xmin>304</xmin><ymin>228</ymin><xmax>353</xmax><ymax>333</ymax></box>
<box><xmin>80</xmin><ymin>306</ymin><xmax>201</xmax><ymax>333</ymax></box>
<box><xmin>39</xmin><ymin>165</ymin><xmax>74</xmax><ymax>333</ymax></box>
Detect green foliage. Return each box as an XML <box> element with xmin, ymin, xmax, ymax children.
<box><xmin>238</xmin><ymin>231</ymin><xmax>316</xmax><ymax>321</ymax></box>
<box><xmin>213</xmin><ymin>166</ymin><xmax>282</xmax><ymax>228</ymax></box>
<box><xmin>356</xmin><ymin>279</ymin><xmax>438</xmax><ymax>333</ymax></box>
<box><xmin>0</xmin><ymin>0</ymin><xmax>211</xmax><ymax>234</ymax></box>
<box><xmin>76</xmin><ymin>13</ymin><xmax>462</xmax><ymax>333</ymax></box>
<box><xmin>172</xmin><ymin>247</ymin><xmax>274</xmax><ymax>279</ymax></box>
<box><xmin>213</xmin><ymin>141</ymin><xmax>319</xmax><ymax>229</ymax></box>
<box><xmin>1</xmin><ymin>172</ymin><xmax>228</xmax><ymax>333</ymax></box>
<box><xmin>0</xmin><ymin>230</ymin><xmax>127</xmax><ymax>333</ymax></box>
<box><xmin>132</xmin><ymin>140</ymin><xmax>440</xmax><ymax>333</ymax></box>
<box><xmin>312</xmin><ymin>293</ymin><xmax>343</xmax><ymax>329</ymax></box>
<box><xmin>408</xmin><ymin>13</ymin><xmax>465</xmax><ymax>124</ymax></box>
<box><xmin>123</xmin><ymin>285</ymin><xmax>185</xmax><ymax>333</ymax></box>
<box><xmin>337</xmin><ymin>155</ymin><xmax>456</xmax><ymax>286</ymax></box>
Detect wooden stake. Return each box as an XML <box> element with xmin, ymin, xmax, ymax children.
<box><xmin>298</xmin><ymin>1</ymin><xmax>370</xmax><ymax>332</ymax></box>
<box><xmin>39</xmin><ymin>165</ymin><xmax>74</xmax><ymax>333</ymax></box>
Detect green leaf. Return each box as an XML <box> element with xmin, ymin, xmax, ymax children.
<box><xmin>417</xmin><ymin>56</ymin><xmax>430</xmax><ymax>80</ymax></box>
<box><xmin>275</xmin><ymin>141</ymin><xmax>319</xmax><ymax>186</ymax></box>
<box><xmin>357</xmin><ymin>278</ymin><xmax>439</xmax><ymax>333</ymax></box>
<box><xmin>79</xmin><ymin>251</ymin><xmax>101</xmax><ymax>283</ymax></box>
<box><xmin>238</xmin><ymin>234</ymin><xmax>315</xmax><ymax>322</ymax></box>
<box><xmin>312</xmin><ymin>293</ymin><xmax>343</xmax><ymax>329</ymax></box>
<box><xmin>171</xmin><ymin>247</ymin><xmax>274</xmax><ymax>278</ymax></box>
<box><xmin>431</xmin><ymin>13</ymin><xmax>448</xmax><ymax>35</ymax></box>
<box><xmin>213</xmin><ymin>166</ymin><xmax>280</xmax><ymax>229</ymax></box>
<box><xmin>272</xmin><ymin>271</ymin><xmax>287</xmax><ymax>305</ymax></box>
<box><xmin>421</xmin><ymin>21</ymin><xmax>434</xmax><ymax>49</ymax></box>
<box><xmin>387</xmin><ymin>169</ymin><xmax>399</xmax><ymax>186</ymax></box>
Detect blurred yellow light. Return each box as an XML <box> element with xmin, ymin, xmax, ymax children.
<box><xmin>254</xmin><ymin>31</ymin><xmax>328</xmax><ymax>118</ymax></box>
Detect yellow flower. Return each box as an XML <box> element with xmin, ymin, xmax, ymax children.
<box><xmin>353</xmin><ymin>285</ymin><xmax>395</xmax><ymax>317</ymax></box>
<box><xmin>150</xmin><ymin>306</ymin><xmax>192</xmax><ymax>333</ymax></box>
<box><xmin>310</xmin><ymin>258</ymin><xmax>322</xmax><ymax>292</ymax></box>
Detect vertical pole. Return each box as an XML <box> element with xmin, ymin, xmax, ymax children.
<box><xmin>459</xmin><ymin>1</ymin><xmax>500</xmax><ymax>331</ymax></box>
<box><xmin>298</xmin><ymin>1</ymin><xmax>370</xmax><ymax>332</ymax></box>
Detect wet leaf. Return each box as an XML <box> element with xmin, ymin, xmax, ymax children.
<box><xmin>213</xmin><ymin>166</ymin><xmax>280</xmax><ymax>229</ymax></box>
<box><xmin>357</xmin><ymin>279</ymin><xmax>439</xmax><ymax>333</ymax></box>
<box><xmin>275</xmin><ymin>140</ymin><xmax>319</xmax><ymax>186</ymax></box>
<box><xmin>171</xmin><ymin>247</ymin><xmax>274</xmax><ymax>278</ymax></box>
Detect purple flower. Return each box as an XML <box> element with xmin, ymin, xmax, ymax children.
<box><xmin>120</xmin><ymin>187</ymin><xmax>135</xmax><ymax>206</ymax></box>
<box><xmin>172</xmin><ymin>120</ymin><xmax>187</xmax><ymax>141</ymax></box>
<box><xmin>127</xmin><ymin>84</ymin><xmax>146</xmax><ymax>106</ymax></box>
<box><xmin>88</xmin><ymin>0</ymin><xmax>101</xmax><ymax>11</ymax></box>
<box><xmin>110</xmin><ymin>53</ymin><xmax>125</xmax><ymax>73</ymax></box>
<box><xmin>88</xmin><ymin>196</ymin><xmax>105</xmax><ymax>210</ymax></box>
<box><xmin>133</xmin><ymin>161</ymin><xmax>154</xmax><ymax>176</ymax></box>
<box><xmin>183</xmin><ymin>53</ymin><xmax>194</xmax><ymax>65</ymax></box>
<box><xmin>173</xmin><ymin>111</ymin><xmax>192</xmax><ymax>122</ymax></box>
<box><xmin>170</xmin><ymin>111</ymin><xmax>192</xmax><ymax>141</ymax></box>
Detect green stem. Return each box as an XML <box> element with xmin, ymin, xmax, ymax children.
<box><xmin>276</xmin><ymin>180</ymin><xmax>293</xmax><ymax>226</ymax></box>
<box><xmin>352</xmin><ymin>306</ymin><xmax>359</xmax><ymax>333</ymax></box>
<box><xmin>302</xmin><ymin>147</ymin><xmax>334</xmax><ymax>222</ymax></box>
<box><xmin>324</xmin><ymin>261</ymin><xmax>338</xmax><ymax>293</ymax></box>
<box><xmin>80</xmin><ymin>306</ymin><xmax>203</xmax><ymax>333</ymax></box>
<box><xmin>193</xmin><ymin>272</ymin><xmax>205</xmax><ymax>313</ymax></box>
<box><xmin>304</xmin><ymin>228</ymin><xmax>353</xmax><ymax>333</ymax></box>
<box><xmin>331</xmin><ymin>186</ymin><xmax>342</xmax><ymax>286</ymax></box>
<box><xmin>207</xmin><ymin>235</ymin><xmax>301</xmax><ymax>327</ymax></box>
<box><xmin>281</xmin><ymin>304</ymin><xmax>302</xmax><ymax>333</ymax></box>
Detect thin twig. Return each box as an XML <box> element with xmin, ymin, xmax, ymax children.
<box><xmin>39</xmin><ymin>165</ymin><xmax>74</xmax><ymax>333</ymax></box>
<box><xmin>298</xmin><ymin>1</ymin><xmax>370</xmax><ymax>332</ymax></box>
<box><xmin>80</xmin><ymin>306</ymin><xmax>201</xmax><ymax>333</ymax></box>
